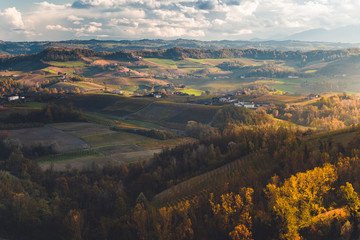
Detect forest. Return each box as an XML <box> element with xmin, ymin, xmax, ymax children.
<box><xmin>1</xmin><ymin>100</ymin><xmax>360</xmax><ymax>240</ymax></box>
<box><xmin>3</xmin><ymin>44</ymin><xmax>360</xmax><ymax>239</ymax></box>
<box><xmin>2</xmin><ymin>47</ymin><xmax>360</xmax><ymax>67</ymax></box>
<box><xmin>272</xmin><ymin>93</ymin><xmax>360</xmax><ymax>130</ymax></box>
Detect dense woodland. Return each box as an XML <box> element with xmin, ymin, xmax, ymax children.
<box><xmin>4</xmin><ymin>46</ymin><xmax>360</xmax><ymax>239</ymax></box>
<box><xmin>2</xmin><ymin>100</ymin><xmax>360</xmax><ymax>239</ymax></box>
<box><xmin>272</xmin><ymin>93</ymin><xmax>360</xmax><ymax>130</ymax></box>
<box><xmin>2</xmin><ymin>47</ymin><xmax>360</xmax><ymax>69</ymax></box>
<box><xmin>1</xmin><ymin>39</ymin><xmax>358</xmax><ymax>55</ymax></box>
<box><xmin>0</xmin><ymin>76</ymin><xmax>81</xmax><ymax>98</ymax></box>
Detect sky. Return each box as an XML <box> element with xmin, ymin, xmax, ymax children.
<box><xmin>1</xmin><ymin>0</ymin><xmax>360</xmax><ymax>42</ymax></box>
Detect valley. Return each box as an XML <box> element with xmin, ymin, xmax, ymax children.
<box><xmin>3</xmin><ymin>45</ymin><xmax>360</xmax><ymax>240</ymax></box>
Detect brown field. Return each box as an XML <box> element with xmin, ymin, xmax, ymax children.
<box><xmin>49</xmin><ymin>122</ymin><xmax>113</xmax><ymax>137</ymax></box>
<box><xmin>39</xmin><ymin>148</ymin><xmax>162</xmax><ymax>171</ymax></box>
<box><xmin>91</xmin><ymin>59</ymin><xmax>121</xmax><ymax>66</ymax></box>
<box><xmin>46</xmin><ymin>66</ymin><xmax>73</xmax><ymax>73</ymax></box>
<box><xmin>252</xmin><ymin>95</ymin><xmax>305</xmax><ymax>104</ymax></box>
<box><xmin>8</xmin><ymin>126</ymin><xmax>90</xmax><ymax>152</ymax></box>
<box><xmin>36</xmin><ymin>122</ymin><xmax>193</xmax><ymax>171</ymax></box>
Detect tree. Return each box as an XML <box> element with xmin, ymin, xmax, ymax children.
<box><xmin>265</xmin><ymin>164</ymin><xmax>337</xmax><ymax>239</ymax></box>
<box><xmin>209</xmin><ymin>188</ymin><xmax>254</xmax><ymax>240</ymax></box>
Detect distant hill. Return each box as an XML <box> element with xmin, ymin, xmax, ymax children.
<box><xmin>286</xmin><ymin>25</ymin><xmax>360</xmax><ymax>43</ymax></box>
<box><xmin>3</xmin><ymin>47</ymin><xmax>360</xmax><ymax>71</ymax></box>
<box><xmin>0</xmin><ymin>39</ymin><xmax>359</xmax><ymax>56</ymax></box>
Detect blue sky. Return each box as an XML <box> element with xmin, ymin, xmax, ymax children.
<box><xmin>0</xmin><ymin>1</ymin><xmax>72</xmax><ymax>10</ymax></box>
<box><xmin>1</xmin><ymin>0</ymin><xmax>360</xmax><ymax>42</ymax></box>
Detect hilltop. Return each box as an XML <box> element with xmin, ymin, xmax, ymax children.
<box><xmin>1</xmin><ymin>39</ymin><xmax>359</xmax><ymax>56</ymax></box>
<box><xmin>3</xmin><ymin>45</ymin><xmax>360</xmax><ymax>239</ymax></box>
<box><xmin>3</xmin><ymin>47</ymin><xmax>360</xmax><ymax>97</ymax></box>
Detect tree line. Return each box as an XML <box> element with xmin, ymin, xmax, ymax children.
<box><xmin>2</xmin><ymin>102</ymin><xmax>360</xmax><ymax>239</ymax></box>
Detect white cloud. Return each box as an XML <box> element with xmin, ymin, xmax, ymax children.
<box><xmin>86</xmin><ymin>25</ymin><xmax>102</xmax><ymax>33</ymax></box>
<box><xmin>0</xmin><ymin>7</ymin><xmax>25</xmax><ymax>29</ymax></box>
<box><xmin>2</xmin><ymin>0</ymin><xmax>360</xmax><ymax>41</ymax></box>
<box><xmin>68</xmin><ymin>15</ymin><xmax>84</xmax><ymax>21</ymax></box>
<box><xmin>46</xmin><ymin>24</ymin><xmax>73</xmax><ymax>31</ymax></box>
<box><xmin>223</xmin><ymin>29</ymin><xmax>253</xmax><ymax>36</ymax></box>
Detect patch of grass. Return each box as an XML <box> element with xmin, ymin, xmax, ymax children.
<box><xmin>144</xmin><ymin>58</ymin><xmax>205</xmax><ymax>69</ymax></box>
<box><xmin>253</xmin><ymin>95</ymin><xmax>305</xmax><ymax>104</ymax></box>
<box><xmin>43</xmin><ymin>68</ymin><xmax>58</xmax><ymax>74</ymax></box>
<box><xmin>46</xmin><ymin>61</ymin><xmax>87</xmax><ymax>68</ymax></box>
<box><xmin>187</xmin><ymin>58</ymin><xmax>261</xmax><ymax>67</ymax></box>
<box><xmin>180</xmin><ymin>67</ymin><xmax>205</xmax><ymax>73</ymax></box>
<box><xmin>82</xmin><ymin>131</ymin><xmax>156</xmax><ymax>147</ymax></box>
<box><xmin>38</xmin><ymin>149</ymin><xmax>102</xmax><ymax>163</ymax></box>
<box><xmin>115</xmin><ymin>121</ymin><xmax>149</xmax><ymax>130</ymax></box>
<box><xmin>144</xmin><ymin>58</ymin><xmax>179</xmax><ymax>68</ymax></box>
<box><xmin>25</xmin><ymin>102</ymin><xmax>45</xmax><ymax>109</ymax></box>
<box><xmin>139</xmin><ymin>137</ymin><xmax>197</xmax><ymax>149</ymax></box>
<box><xmin>180</xmin><ymin>88</ymin><xmax>203</xmax><ymax>96</ymax></box>
<box><xmin>72</xmin><ymin>82</ymin><xmax>99</xmax><ymax>89</ymax></box>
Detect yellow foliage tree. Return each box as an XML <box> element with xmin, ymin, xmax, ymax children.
<box><xmin>209</xmin><ymin>188</ymin><xmax>254</xmax><ymax>240</ymax></box>
<box><xmin>265</xmin><ymin>164</ymin><xmax>337</xmax><ymax>240</ymax></box>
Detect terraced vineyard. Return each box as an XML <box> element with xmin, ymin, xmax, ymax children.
<box><xmin>152</xmin><ymin>150</ymin><xmax>274</xmax><ymax>206</ymax></box>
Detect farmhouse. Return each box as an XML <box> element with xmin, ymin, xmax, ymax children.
<box><xmin>234</xmin><ymin>101</ymin><xmax>256</xmax><ymax>109</ymax></box>
<box><xmin>307</xmin><ymin>94</ymin><xmax>320</xmax><ymax>100</ymax></box>
<box><xmin>4</xmin><ymin>95</ymin><xmax>24</xmax><ymax>102</ymax></box>
<box><xmin>218</xmin><ymin>95</ymin><xmax>236</xmax><ymax>103</ymax></box>
<box><xmin>112</xmin><ymin>90</ymin><xmax>124</xmax><ymax>95</ymax></box>
<box><xmin>150</xmin><ymin>92</ymin><xmax>163</xmax><ymax>98</ymax></box>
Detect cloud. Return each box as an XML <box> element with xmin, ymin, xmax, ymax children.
<box><xmin>67</xmin><ymin>15</ymin><xmax>84</xmax><ymax>21</ymax></box>
<box><xmin>223</xmin><ymin>29</ymin><xmax>253</xmax><ymax>36</ymax></box>
<box><xmin>72</xmin><ymin>0</ymin><xmax>120</xmax><ymax>9</ymax></box>
<box><xmin>0</xmin><ymin>7</ymin><xmax>25</xmax><ymax>29</ymax></box>
<box><xmin>90</xmin><ymin>22</ymin><xmax>102</xmax><ymax>27</ymax></box>
<box><xmin>2</xmin><ymin>0</ymin><xmax>360</xmax><ymax>41</ymax></box>
<box><xmin>46</xmin><ymin>24</ymin><xmax>73</xmax><ymax>31</ymax></box>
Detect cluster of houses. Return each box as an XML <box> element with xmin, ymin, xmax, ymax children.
<box><xmin>58</xmin><ymin>73</ymin><xmax>67</xmax><ymax>82</ymax></box>
<box><xmin>146</xmin><ymin>91</ymin><xmax>190</xmax><ymax>99</ymax></box>
<box><xmin>208</xmin><ymin>95</ymin><xmax>270</xmax><ymax>109</ymax></box>
<box><xmin>307</xmin><ymin>94</ymin><xmax>320</xmax><ymax>100</ymax></box>
<box><xmin>234</xmin><ymin>101</ymin><xmax>256</xmax><ymax>109</ymax></box>
<box><xmin>112</xmin><ymin>90</ymin><xmax>124</xmax><ymax>95</ymax></box>
<box><xmin>2</xmin><ymin>94</ymin><xmax>25</xmax><ymax>103</ymax></box>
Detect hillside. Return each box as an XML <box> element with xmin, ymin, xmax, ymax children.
<box><xmin>3</xmin><ymin>45</ymin><xmax>360</xmax><ymax>239</ymax></box>
<box><xmin>1</xmin><ymin>39</ymin><xmax>359</xmax><ymax>56</ymax></box>
<box><xmin>3</xmin><ymin>47</ymin><xmax>360</xmax><ymax>98</ymax></box>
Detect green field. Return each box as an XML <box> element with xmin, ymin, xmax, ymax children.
<box><xmin>38</xmin><ymin>149</ymin><xmax>103</xmax><ymax>163</ymax></box>
<box><xmin>144</xmin><ymin>58</ymin><xmax>205</xmax><ymax>69</ymax></box>
<box><xmin>187</xmin><ymin>58</ymin><xmax>262</xmax><ymax>67</ymax></box>
<box><xmin>82</xmin><ymin>131</ymin><xmax>155</xmax><ymax>148</ymax></box>
<box><xmin>42</xmin><ymin>68</ymin><xmax>58</xmax><ymax>74</ymax></box>
<box><xmin>36</xmin><ymin>121</ymin><xmax>193</xmax><ymax>170</ymax></box>
<box><xmin>180</xmin><ymin>88</ymin><xmax>203</xmax><ymax>96</ymax></box>
<box><xmin>46</xmin><ymin>61</ymin><xmax>87</xmax><ymax>68</ymax></box>
<box><xmin>25</xmin><ymin>102</ymin><xmax>46</xmax><ymax>109</ymax></box>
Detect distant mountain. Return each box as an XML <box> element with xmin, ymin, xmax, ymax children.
<box><xmin>0</xmin><ymin>39</ymin><xmax>359</xmax><ymax>56</ymax></box>
<box><xmin>286</xmin><ymin>25</ymin><xmax>360</xmax><ymax>43</ymax></box>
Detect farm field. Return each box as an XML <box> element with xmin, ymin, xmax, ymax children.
<box><xmin>151</xmin><ymin>125</ymin><xmax>360</xmax><ymax>206</ymax></box>
<box><xmin>34</xmin><ymin>122</ymin><xmax>196</xmax><ymax>171</ymax></box>
<box><xmin>126</xmin><ymin>101</ymin><xmax>220</xmax><ymax>129</ymax></box>
<box><xmin>8</xmin><ymin>126</ymin><xmax>90</xmax><ymax>152</ymax></box>
<box><xmin>152</xmin><ymin>151</ymin><xmax>274</xmax><ymax>205</ymax></box>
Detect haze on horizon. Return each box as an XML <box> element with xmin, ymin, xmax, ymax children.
<box><xmin>1</xmin><ymin>0</ymin><xmax>360</xmax><ymax>43</ymax></box>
